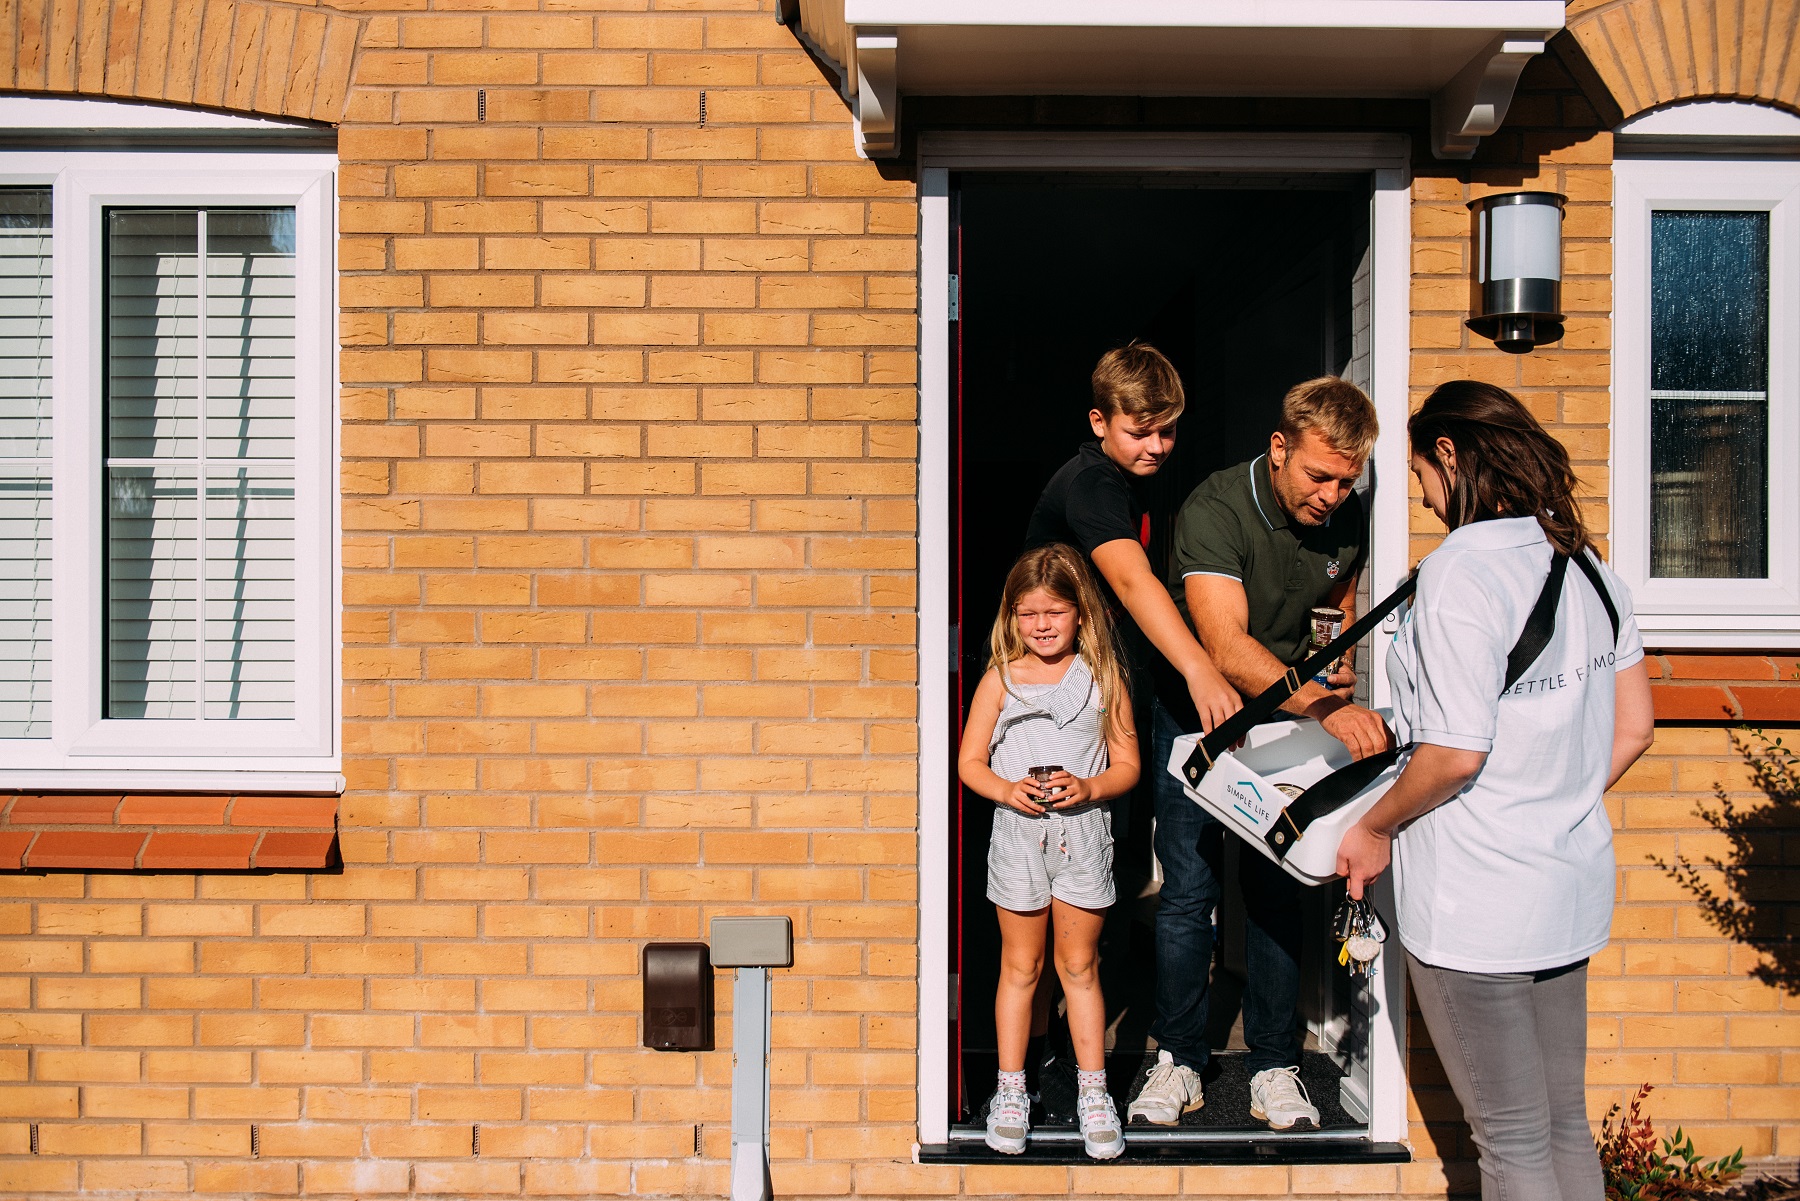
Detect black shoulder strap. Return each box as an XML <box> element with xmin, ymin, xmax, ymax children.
<box><xmin>1501</xmin><ymin>549</ymin><xmax>1622</xmax><ymax>694</ymax></box>
<box><xmin>1502</xmin><ymin>552</ymin><xmax>1568</xmax><ymax>692</ymax></box>
<box><xmin>1264</xmin><ymin>744</ymin><xmax>1403</xmax><ymax>859</ymax></box>
<box><xmin>1570</xmin><ymin>549</ymin><xmax>1621</xmax><ymax>646</ymax></box>
<box><xmin>1181</xmin><ymin>573</ymin><xmax>1416</xmax><ymax>787</ymax></box>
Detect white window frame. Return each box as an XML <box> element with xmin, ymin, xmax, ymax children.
<box><xmin>915</xmin><ymin>132</ymin><xmax>1415</xmax><ymax>1149</ymax></box>
<box><xmin>0</xmin><ymin>145</ymin><xmax>340</xmax><ymax>790</ymax></box>
<box><xmin>1613</xmin><ymin>154</ymin><xmax>1800</xmax><ymax>646</ymax></box>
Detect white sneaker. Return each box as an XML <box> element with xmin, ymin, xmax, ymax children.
<box><xmin>984</xmin><ymin>1086</ymin><xmax>1030</xmax><ymax>1154</ymax></box>
<box><xmin>1077</xmin><ymin>1087</ymin><xmax>1125</xmax><ymax>1159</ymax></box>
<box><xmin>1249</xmin><ymin>1065</ymin><xmax>1320</xmax><ymax>1131</ymax></box>
<box><xmin>1126</xmin><ymin>1050</ymin><xmax>1204</xmax><ymax>1125</ymax></box>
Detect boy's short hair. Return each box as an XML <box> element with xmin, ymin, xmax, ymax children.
<box><xmin>1091</xmin><ymin>342</ymin><xmax>1185</xmax><ymax>427</ymax></box>
<box><xmin>1278</xmin><ymin>376</ymin><xmax>1378</xmax><ymax>464</ymax></box>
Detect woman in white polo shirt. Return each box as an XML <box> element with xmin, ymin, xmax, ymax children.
<box><xmin>1335</xmin><ymin>380</ymin><xmax>1655</xmax><ymax>1201</ymax></box>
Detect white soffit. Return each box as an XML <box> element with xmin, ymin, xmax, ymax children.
<box><xmin>790</xmin><ymin>0</ymin><xmax>1564</xmax><ymax>159</ymax></box>
<box><xmin>0</xmin><ymin>95</ymin><xmax>325</xmax><ymax>134</ymax></box>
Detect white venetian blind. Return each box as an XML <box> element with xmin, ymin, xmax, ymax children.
<box><xmin>0</xmin><ymin>188</ymin><xmax>53</xmax><ymax>738</ymax></box>
<box><xmin>105</xmin><ymin>207</ymin><xmax>297</xmax><ymax>720</ymax></box>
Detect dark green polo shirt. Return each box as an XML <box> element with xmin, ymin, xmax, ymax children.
<box><xmin>1168</xmin><ymin>453</ymin><xmax>1366</xmax><ymax>667</ymax></box>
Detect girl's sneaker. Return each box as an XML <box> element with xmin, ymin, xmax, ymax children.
<box><xmin>1076</xmin><ymin>1087</ymin><xmax>1125</xmax><ymax>1160</ymax></box>
<box><xmin>984</xmin><ymin>1087</ymin><xmax>1031</xmax><ymax>1154</ymax></box>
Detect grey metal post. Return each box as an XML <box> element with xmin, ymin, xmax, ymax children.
<box><xmin>729</xmin><ymin>966</ymin><xmax>772</xmax><ymax>1201</ymax></box>
<box><xmin>709</xmin><ymin>916</ymin><xmax>791</xmax><ymax>1201</ymax></box>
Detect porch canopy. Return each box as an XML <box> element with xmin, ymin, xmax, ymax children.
<box><xmin>780</xmin><ymin>0</ymin><xmax>1566</xmax><ymax>159</ymax></box>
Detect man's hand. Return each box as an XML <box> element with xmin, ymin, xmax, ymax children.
<box><xmin>1323</xmin><ymin>664</ymin><xmax>1356</xmax><ymax>701</ymax></box>
<box><xmin>1186</xmin><ymin>659</ymin><xmax>1243</xmax><ymax>735</ymax></box>
<box><xmin>1311</xmin><ymin>698</ymin><xmax>1393</xmax><ymax>761</ymax></box>
<box><xmin>1336</xmin><ymin>820</ymin><xmax>1392</xmax><ymax>900</ymax></box>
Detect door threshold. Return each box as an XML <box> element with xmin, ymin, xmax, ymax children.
<box><xmin>949</xmin><ymin>1123</ymin><xmax>1371</xmax><ymax>1145</ymax></box>
<box><xmin>923</xmin><ymin>1137</ymin><xmax>1410</xmax><ymax>1165</ymax></box>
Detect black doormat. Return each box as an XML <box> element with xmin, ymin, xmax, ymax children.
<box><xmin>1027</xmin><ymin>1046</ymin><xmax>1360</xmax><ymax>1133</ymax></box>
<box><xmin>921</xmin><ymin>1139</ymin><xmax>1411</xmax><ymax>1166</ymax></box>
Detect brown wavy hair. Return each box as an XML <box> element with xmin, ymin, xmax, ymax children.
<box><xmin>1408</xmin><ymin>380</ymin><xmax>1593</xmax><ymax>555</ymax></box>
<box><xmin>987</xmin><ymin>544</ymin><xmax>1130</xmax><ymax>742</ymax></box>
<box><xmin>1091</xmin><ymin>341</ymin><xmax>1185</xmax><ymax>427</ymax></box>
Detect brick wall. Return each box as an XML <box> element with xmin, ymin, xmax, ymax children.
<box><xmin>1</xmin><ymin>1</ymin><xmax>1796</xmax><ymax>1197</ymax></box>
<box><xmin>338</xmin><ymin>4</ymin><xmax>927</xmax><ymax>1197</ymax></box>
<box><xmin>5</xmin><ymin>1</ymin><xmax>928</xmax><ymax>1196</ymax></box>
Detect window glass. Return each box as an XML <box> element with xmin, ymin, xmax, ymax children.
<box><xmin>1649</xmin><ymin>210</ymin><xmax>1770</xmax><ymax>578</ymax></box>
<box><xmin>0</xmin><ymin>188</ymin><xmax>51</xmax><ymax>737</ymax></box>
<box><xmin>104</xmin><ymin>207</ymin><xmax>296</xmax><ymax>720</ymax></box>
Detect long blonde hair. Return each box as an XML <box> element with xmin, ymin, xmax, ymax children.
<box><xmin>987</xmin><ymin>544</ymin><xmax>1130</xmax><ymax>742</ymax></box>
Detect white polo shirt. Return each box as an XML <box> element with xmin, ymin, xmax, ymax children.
<box><xmin>1385</xmin><ymin>517</ymin><xmax>1644</xmax><ymax>973</ymax></box>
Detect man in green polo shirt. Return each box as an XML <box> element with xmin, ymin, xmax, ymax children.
<box><xmin>1129</xmin><ymin>376</ymin><xmax>1389</xmax><ymax>1133</ymax></box>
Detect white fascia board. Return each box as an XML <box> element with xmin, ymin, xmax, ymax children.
<box><xmin>844</xmin><ymin>0</ymin><xmax>1565</xmax><ymax>30</ymax></box>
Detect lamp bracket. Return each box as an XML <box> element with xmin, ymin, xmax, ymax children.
<box><xmin>854</xmin><ymin>28</ymin><xmax>899</xmax><ymax>159</ymax></box>
<box><xmin>1431</xmin><ymin>32</ymin><xmax>1549</xmax><ymax>160</ymax></box>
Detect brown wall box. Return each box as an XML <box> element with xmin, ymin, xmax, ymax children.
<box><xmin>641</xmin><ymin>942</ymin><xmax>714</xmax><ymax>1052</ymax></box>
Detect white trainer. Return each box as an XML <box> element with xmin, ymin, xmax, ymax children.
<box><xmin>1126</xmin><ymin>1050</ymin><xmax>1204</xmax><ymax>1125</ymax></box>
<box><xmin>1249</xmin><ymin>1065</ymin><xmax>1320</xmax><ymax>1131</ymax></box>
<box><xmin>984</xmin><ymin>1086</ymin><xmax>1031</xmax><ymax>1154</ymax></box>
<box><xmin>1077</xmin><ymin>1087</ymin><xmax>1125</xmax><ymax>1159</ymax></box>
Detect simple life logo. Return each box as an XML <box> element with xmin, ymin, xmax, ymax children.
<box><xmin>1226</xmin><ymin>779</ymin><xmax>1278</xmax><ymax>831</ymax></box>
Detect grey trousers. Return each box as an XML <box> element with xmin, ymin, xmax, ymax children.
<box><xmin>1407</xmin><ymin>952</ymin><xmax>1603</xmax><ymax>1201</ymax></box>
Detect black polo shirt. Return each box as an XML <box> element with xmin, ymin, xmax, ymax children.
<box><xmin>1024</xmin><ymin>440</ymin><xmax>1152</xmax><ymax>678</ymax></box>
<box><xmin>1169</xmin><ymin>452</ymin><xmax>1366</xmax><ymax>670</ymax></box>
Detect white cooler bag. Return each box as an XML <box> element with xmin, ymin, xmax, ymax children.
<box><xmin>1166</xmin><ymin>715</ymin><xmax>1402</xmax><ymax>886</ymax></box>
<box><xmin>1162</xmin><ymin>545</ymin><xmax>1624</xmax><ymax>885</ymax></box>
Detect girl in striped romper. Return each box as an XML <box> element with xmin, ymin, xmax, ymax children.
<box><xmin>958</xmin><ymin>543</ymin><xmax>1140</xmax><ymax>1159</ymax></box>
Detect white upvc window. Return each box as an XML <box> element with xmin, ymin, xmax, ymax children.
<box><xmin>1614</xmin><ymin>125</ymin><xmax>1800</xmax><ymax>646</ymax></box>
<box><xmin>0</xmin><ymin>140</ymin><xmax>338</xmax><ymax>789</ymax></box>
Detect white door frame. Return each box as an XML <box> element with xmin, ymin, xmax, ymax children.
<box><xmin>916</xmin><ymin>131</ymin><xmax>1415</xmax><ymax>1148</ymax></box>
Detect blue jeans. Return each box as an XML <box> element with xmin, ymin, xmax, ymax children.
<box><xmin>1149</xmin><ymin>699</ymin><xmax>1305</xmax><ymax>1076</ymax></box>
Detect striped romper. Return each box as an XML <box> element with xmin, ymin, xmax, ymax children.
<box><xmin>985</xmin><ymin>655</ymin><xmax>1116</xmax><ymax>912</ymax></box>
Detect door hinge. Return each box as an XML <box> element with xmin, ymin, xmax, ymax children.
<box><xmin>947</xmin><ymin>274</ymin><xmax>959</xmax><ymax>321</ymax></box>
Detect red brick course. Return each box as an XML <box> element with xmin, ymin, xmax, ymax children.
<box><xmin>1647</xmin><ymin>653</ymin><xmax>1800</xmax><ymax>723</ymax></box>
<box><xmin>0</xmin><ymin>796</ymin><xmax>341</xmax><ymax>871</ymax></box>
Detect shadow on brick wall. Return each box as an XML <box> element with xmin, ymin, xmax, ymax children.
<box><xmin>1656</xmin><ymin>727</ymin><xmax>1800</xmax><ymax>996</ymax></box>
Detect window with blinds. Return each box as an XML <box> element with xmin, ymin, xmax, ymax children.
<box><xmin>1648</xmin><ymin>210</ymin><xmax>1770</xmax><ymax>579</ymax></box>
<box><xmin>0</xmin><ymin>188</ymin><xmax>52</xmax><ymax>739</ymax></box>
<box><xmin>104</xmin><ymin>207</ymin><xmax>297</xmax><ymax>721</ymax></box>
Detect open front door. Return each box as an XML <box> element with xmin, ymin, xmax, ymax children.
<box><xmin>920</xmin><ymin>141</ymin><xmax>1416</xmax><ymax>1154</ymax></box>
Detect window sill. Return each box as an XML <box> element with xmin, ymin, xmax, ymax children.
<box><xmin>0</xmin><ymin>770</ymin><xmax>344</xmax><ymax>792</ymax></box>
<box><xmin>0</xmin><ymin>793</ymin><xmax>340</xmax><ymax>872</ymax></box>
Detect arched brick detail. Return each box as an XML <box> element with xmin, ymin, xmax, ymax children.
<box><xmin>1567</xmin><ymin>0</ymin><xmax>1800</xmax><ymax>119</ymax></box>
<box><xmin>0</xmin><ymin>0</ymin><xmax>362</xmax><ymax>124</ymax></box>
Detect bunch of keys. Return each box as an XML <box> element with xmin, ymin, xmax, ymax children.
<box><xmin>1331</xmin><ymin>896</ymin><xmax>1385</xmax><ymax>979</ymax></box>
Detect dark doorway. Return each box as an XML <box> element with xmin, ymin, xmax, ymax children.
<box><xmin>948</xmin><ymin>174</ymin><xmax>1373</xmax><ymax>1139</ymax></box>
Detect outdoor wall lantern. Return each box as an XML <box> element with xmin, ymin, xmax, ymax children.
<box><xmin>1467</xmin><ymin>190</ymin><xmax>1566</xmax><ymax>353</ymax></box>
